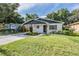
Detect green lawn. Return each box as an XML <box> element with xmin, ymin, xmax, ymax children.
<box><xmin>0</xmin><ymin>34</ymin><xmax>79</xmax><ymax>56</ymax></box>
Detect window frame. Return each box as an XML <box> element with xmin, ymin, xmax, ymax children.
<box><xmin>49</xmin><ymin>25</ymin><xmax>57</xmax><ymax>30</ymax></box>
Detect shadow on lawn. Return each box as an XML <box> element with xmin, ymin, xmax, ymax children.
<box><xmin>68</xmin><ymin>37</ymin><xmax>79</xmax><ymax>43</ymax></box>
<box><xmin>0</xmin><ymin>48</ymin><xmax>13</xmax><ymax>56</ymax></box>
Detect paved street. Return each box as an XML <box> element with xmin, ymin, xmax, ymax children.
<box><xmin>0</xmin><ymin>33</ymin><xmax>27</xmax><ymax>45</ymax></box>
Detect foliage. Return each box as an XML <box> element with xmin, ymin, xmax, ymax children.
<box><xmin>1</xmin><ymin>34</ymin><xmax>79</xmax><ymax>55</ymax></box>
<box><xmin>62</xmin><ymin>29</ymin><xmax>73</xmax><ymax>35</ymax></box>
<box><xmin>47</xmin><ymin>8</ymin><xmax>70</xmax><ymax>25</ymax></box>
<box><xmin>4</xmin><ymin>12</ymin><xmax>24</xmax><ymax>23</ymax></box>
<box><xmin>0</xmin><ymin>3</ymin><xmax>24</xmax><ymax>24</ymax></box>
<box><xmin>0</xmin><ymin>3</ymin><xmax>19</xmax><ymax>18</ymax></box>
<box><xmin>26</xmin><ymin>32</ymin><xmax>40</xmax><ymax>36</ymax></box>
<box><xmin>25</xmin><ymin>13</ymin><xmax>39</xmax><ymax>21</ymax></box>
<box><xmin>71</xmin><ymin>9</ymin><xmax>79</xmax><ymax>15</ymax></box>
<box><xmin>68</xmin><ymin>9</ymin><xmax>79</xmax><ymax>24</ymax></box>
<box><xmin>47</xmin><ymin>8</ymin><xmax>79</xmax><ymax>25</ymax></box>
<box><xmin>47</xmin><ymin>12</ymin><xmax>59</xmax><ymax>20</ymax></box>
<box><xmin>57</xmin><ymin>27</ymin><xmax>79</xmax><ymax>36</ymax></box>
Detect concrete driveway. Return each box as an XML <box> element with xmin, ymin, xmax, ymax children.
<box><xmin>0</xmin><ymin>33</ymin><xmax>27</xmax><ymax>45</ymax></box>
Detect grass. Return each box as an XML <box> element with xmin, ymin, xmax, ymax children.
<box><xmin>0</xmin><ymin>34</ymin><xmax>79</xmax><ymax>56</ymax></box>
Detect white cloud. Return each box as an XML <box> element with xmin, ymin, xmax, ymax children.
<box><xmin>40</xmin><ymin>16</ymin><xmax>46</xmax><ymax>18</ymax></box>
<box><xmin>17</xmin><ymin>3</ymin><xmax>36</xmax><ymax>12</ymax></box>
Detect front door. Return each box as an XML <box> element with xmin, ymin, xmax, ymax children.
<box><xmin>29</xmin><ymin>26</ymin><xmax>33</xmax><ymax>32</ymax></box>
<box><xmin>43</xmin><ymin>25</ymin><xmax>47</xmax><ymax>33</ymax></box>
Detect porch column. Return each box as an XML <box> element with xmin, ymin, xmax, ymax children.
<box><xmin>47</xmin><ymin>24</ymin><xmax>49</xmax><ymax>34</ymax></box>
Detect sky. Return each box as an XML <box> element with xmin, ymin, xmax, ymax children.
<box><xmin>17</xmin><ymin>3</ymin><xmax>79</xmax><ymax>17</ymax></box>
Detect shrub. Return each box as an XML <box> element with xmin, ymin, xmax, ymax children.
<box><xmin>71</xmin><ymin>32</ymin><xmax>79</xmax><ymax>36</ymax></box>
<box><xmin>26</xmin><ymin>32</ymin><xmax>40</xmax><ymax>36</ymax></box>
<box><xmin>56</xmin><ymin>28</ymin><xmax>74</xmax><ymax>36</ymax></box>
<box><xmin>57</xmin><ymin>31</ymin><xmax>63</xmax><ymax>34</ymax></box>
<box><xmin>59</xmin><ymin>29</ymin><xmax>79</xmax><ymax>36</ymax></box>
<box><xmin>59</xmin><ymin>26</ymin><xmax>75</xmax><ymax>36</ymax></box>
<box><xmin>64</xmin><ymin>29</ymin><xmax>73</xmax><ymax>35</ymax></box>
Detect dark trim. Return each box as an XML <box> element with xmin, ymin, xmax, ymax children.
<box><xmin>24</xmin><ymin>18</ymin><xmax>62</xmax><ymax>25</ymax></box>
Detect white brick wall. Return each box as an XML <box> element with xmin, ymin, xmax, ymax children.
<box><xmin>47</xmin><ymin>23</ymin><xmax>63</xmax><ymax>33</ymax></box>
<box><xmin>25</xmin><ymin>23</ymin><xmax>63</xmax><ymax>34</ymax></box>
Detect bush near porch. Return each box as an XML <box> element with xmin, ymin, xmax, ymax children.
<box><xmin>25</xmin><ymin>32</ymin><xmax>40</xmax><ymax>36</ymax></box>
<box><xmin>57</xmin><ymin>26</ymin><xmax>79</xmax><ymax>36</ymax></box>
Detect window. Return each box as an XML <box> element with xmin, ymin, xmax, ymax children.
<box><xmin>49</xmin><ymin>25</ymin><xmax>57</xmax><ymax>30</ymax></box>
<box><xmin>37</xmin><ymin>25</ymin><xmax>39</xmax><ymax>29</ymax></box>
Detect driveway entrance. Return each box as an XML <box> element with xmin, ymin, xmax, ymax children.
<box><xmin>0</xmin><ymin>33</ymin><xmax>27</xmax><ymax>45</ymax></box>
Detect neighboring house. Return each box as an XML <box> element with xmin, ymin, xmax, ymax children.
<box><xmin>4</xmin><ymin>23</ymin><xmax>22</xmax><ymax>30</ymax></box>
<box><xmin>68</xmin><ymin>22</ymin><xmax>79</xmax><ymax>32</ymax></box>
<box><xmin>23</xmin><ymin>18</ymin><xmax>63</xmax><ymax>34</ymax></box>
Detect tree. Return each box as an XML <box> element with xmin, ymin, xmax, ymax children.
<box><xmin>0</xmin><ymin>3</ymin><xmax>19</xmax><ymax>23</ymax></box>
<box><xmin>25</xmin><ymin>13</ymin><xmax>38</xmax><ymax>21</ymax></box>
<box><xmin>68</xmin><ymin>9</ymin><xmax>79</xmax><ymax>24</ymax></box>
<box><xmin>71</xmin><ymin>9</ymin><xmax>79</xmax><ymax>15</ymax></box>
<box><xmin>47</xmin><ymin>12</ymin><xmax>59</xmax><ymax>21</ymax></box>
<box><xmin>47</xmin><ymin>8</ymin><xmax>70</xmax><ymax>25</ymax></box>
<box><xmin>57</xmin><ymin>8</ymin><xmax>70</xmax><ymax>24</ymax></box>
<box><xmin>0</xmin><ymin>3</ymin><xmax>25</xmax><ymax>32</ymax></box>
<box><xmin>5</xmin><ymin>12</ymin><xmax>24</xmax><ymax>23</ymax></box>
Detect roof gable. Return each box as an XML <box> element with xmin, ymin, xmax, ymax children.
<box><xmin>37</xmin><ymin>18</ymin><xmax>61</xmax><ymax>23</ymax></box>
<box><xmin>24</xmin><ymin>19</ymin><xmax>46</xmax><ymax>24</ymax></box>
<box><xmin>24</xmin><ymin>18</ymin><xmax>62</xmax><ymax>24</ymax></box>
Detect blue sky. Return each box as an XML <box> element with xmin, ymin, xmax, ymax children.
<box><xmin>17</xmin><ymin>3</ymin><xmax>79</xmax><ymax>17</ymax></box>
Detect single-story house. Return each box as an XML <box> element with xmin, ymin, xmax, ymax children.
<box><xmin>23</xmin><ymin>18</ymin><xmax>63</xmax><ymax>34</ymax></box>
<box><xmin>67</xmin><ymin>22</ymin><xmax>79</xmax><ymax>32</ymax></box>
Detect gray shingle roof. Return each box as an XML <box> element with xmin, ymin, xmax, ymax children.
<box><xmin>25</xmin><ymin>19</ymin><xmax>46</xmax><ymax>24</ymax></box>
<box><xmin>37</xmin><ymin>18</ymin><xmax>61</xmax><ymax>23</ymax></box>
<box><xmin>24</xmin><ymin>18</ymin><xmax>62</xmax><ymax>24</ymax></box>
